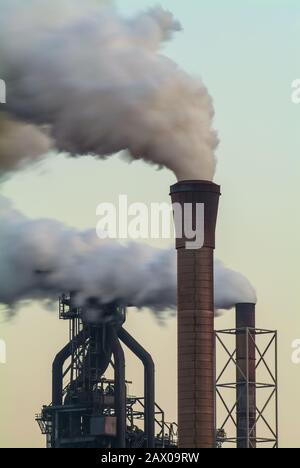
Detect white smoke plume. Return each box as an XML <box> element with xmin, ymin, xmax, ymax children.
<box><xmin>214</xmin><ymin>260</ymin><xmax>257</xmax><ymax>311</ymax></box>
<box><xmin>0</xmin><ymin>197</ymin><xmax>256</xmax><ymax>316</ymax></box>
<box><xmin>0</xmin><ymin>0</ymin><xmax>218</xmax><ymax>180</ymax></box>
<box><xmin>0</xmin><ymin>195</ymin><xmax>177</xmax><ymax>311</ymax></box>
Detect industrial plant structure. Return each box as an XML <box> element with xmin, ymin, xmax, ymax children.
<box><xmin>170</xmin><ymin>180</ymin><xmax>221</xmax><ymax>449</ymax></box>
<box><xmin>36</xmin><ymin>295</ymin><xmax>177</xmax><ymax>448</ymax></box>
<box><xmin>215</xmin><ymin>303</ymin><xmax>278</xmax><ymax>448</ymax></box>
<box><xmin>169</xmin><ymin>180</ymin><xmax>278</xmax><ymax>448</ymax></box>
<box><xmin>37</xmin><ymin>180</ymin><xmax>278</xmax><ymax>449</ymax></box>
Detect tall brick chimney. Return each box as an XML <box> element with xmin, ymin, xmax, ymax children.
<box><xmin>170</xmin><ymin>180</ymin><xmax>220</xmax><ymax>448</ymax></box>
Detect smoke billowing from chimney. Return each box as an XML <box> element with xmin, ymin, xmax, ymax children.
<box><xmin>214</xmin><ymin>260</ymin><xmax>257</xmax><ymax>310</ymax></box>
<box><xmin>0</xmin><ymin>197</ymin><xmax>256</xmax><ymax>315</ymax></box>
<box><xmin>0</xmin><ymin>0</ymin><xmax>218</xmax><ymax>180</ymax></box>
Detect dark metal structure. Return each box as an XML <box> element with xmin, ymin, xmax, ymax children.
<box><xmin>215</xmin><ymin>303</ymin><xmax>278</xmax><ymax>448</ymax></box>
<box><xmin>37</xmin><ymin>294</ymin><xmax>177</xmax><ymax>448</ymax></box>
<box><xmin>170</xmin><ymin>180</ymin><xmax>221</xmax><ymax>449</ymax></box>
<box><xmin>118</xmin><ymin>328</ymin><xmax>155</xmax><ymax>448</ymax></box>
<box><xmin>236</xmin><ymin>303</ymin><xmax>256</xmax><ymax>448</ymax></box>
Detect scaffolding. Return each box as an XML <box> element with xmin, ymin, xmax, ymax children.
<box><xmin>215</xmin><ymin>328</ymin><xmax>278</xmax><ymax>448</ymax></box>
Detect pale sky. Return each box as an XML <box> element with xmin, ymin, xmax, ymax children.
<box><xmin>0</xmin><ymin>0</ymin><xmax>300</xmax><ymax>448</ymax></box>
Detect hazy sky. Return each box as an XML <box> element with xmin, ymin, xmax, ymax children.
<box><xmin>0</xmin><ymin>0</ymin><xmax>300</xmax><ymax>448</ymax></box>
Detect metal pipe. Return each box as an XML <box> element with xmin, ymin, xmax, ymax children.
<box><xmin>235</xmin><ymin>303</ymin><xmax>256</xmax><ymax>449</ymax></box>
<box><xmin>52</xmin><ymin>343</ymin><xmax>72</xmax><ymax>406</ymax></box>
<box><xmin>52</xmin><ymin>330</ymin><xmax>86</xmax><ymax>406</ymax></box>
<box><xmin>111</xmin><ymin>330</ymin><xmax>126</xmax><ymax>449</ymax></box>
<box><xmin>275</xmin><ymin>331</ymin><xmax>279</xmax><ymax>448</ymax></box>
<box><xmin>170</xmin><ymin>180</ymin><xmax>220</xmax><ymax>449</ymax></box>
<box><xmin>118</xmin><ymin>327</ymin><xmax>155</xmax><ymax>448</ymax></box>
<box><xmin>52</xmin><ymin>326</ymin><xmax>113</xmax><ymax>406</ymax></box>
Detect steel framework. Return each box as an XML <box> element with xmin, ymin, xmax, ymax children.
<box><xmin>37</xmin><ymin>294</ymin><xmax>178</xmax><ymax>448</ymax></box>
<box><xmin>215</xmin><ymin>328</ymin><xmax>278</xmax><ymax>448</ymax></box>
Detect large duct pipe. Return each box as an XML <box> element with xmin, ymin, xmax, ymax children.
<box><xmin>235</xmin><ymin>303</ymin><xmax>256</xmax><ymax>449</ymax></box>
<box><xmin>170</xmin><ymin>180</ymin><xmax>220</xmax><ymax>449</ymax></box>
<box><xmin>111</xmin><ymin>330</ymin><xmax>127</xmax><ymax>449</ymax></box>
<box><xmin>52</xmin><ymin>342</ymin><xmax>73</xmax><ymax>407</ymax></box>
<box><xmin>118</xmin><ymin>327</ymin><xmax>155</xmax><ymax>448</ymax></box>
<box><xmin>52</xmin><ymin>330</ymin><xmax>85</xmax><ymax>406</ymax></box>
<box><xmin>52</xmin><ymin>326</ymin><xmax>113</xmax><ymax>406</ymax></box>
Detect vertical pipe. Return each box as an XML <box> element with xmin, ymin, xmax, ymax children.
<box><xmin>246</xmin><ymin>330</ymin><xmax>250</xmax><ymax>448</ymax></box>
<box><xmin>235</xmin><ymin>303</ymin><xmax>256</xmax><ymax>449</ymax></box>
<box><xmin>52</xmin><ymin>342</ymin><xmax>72</xmax><ymax>406</ymax></box>
<box><xmin>52</xmin><ymin>330</ymin><xmax>86</xmax><ymax>406</ymax></box>
<box><xmin>118</xmin><ymin>327</ymin><xmax>155</xmax><ymax>448</ymax></box>
<box><xmin>275</xmin><ymin>331</ymin><xmax>279</xmax><ymax>448</ymax></box>
<box><xmin>170</xmin><ymin>180</ymin><xmax>220</xmax><ymax>449</ymax></box>
<box><xmin>111</xmin><ymin>330</ymin><xmax>126</xmax><ymax>449</ymax></box>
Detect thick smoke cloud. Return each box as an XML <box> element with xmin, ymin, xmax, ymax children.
<box><xmin>0</xmin><ymin>112</ymin><xmax>51</xmax><ymax>173</ymax></box>
<box><xmin>0</xmin><ymin>197</ymin><xmax>256</xmax><ymax>317</ymax></box>
<box><xmin>0</xmin><ymin>0</ymin><xmax>218</xmax><ymax>180</ymax></box>
<box><xmin>0</xmin><ymin>196</ymin><xmax>176</xmax><ymax>311</ymax></box>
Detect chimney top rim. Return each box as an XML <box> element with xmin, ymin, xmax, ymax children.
<box><xmin>170</xmin><ymin>180</ymin><xmax>221</xmax><ymax>195</ymax></box>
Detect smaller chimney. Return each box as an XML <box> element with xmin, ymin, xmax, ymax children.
<box><xmin>235</xmin><ymin>303</ymin><xmax>256</xmax><ymax>449</ymax></box>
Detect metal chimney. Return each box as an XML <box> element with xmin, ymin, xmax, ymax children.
<box><xmin>235</xmin><ymin>303</ymin><xmax>256</xmax><ymax>449</ymax></box>
<box><xmin>170</xmin><ymin>180</ymin><xmax>220</xmax><ymax>449</ymax></box>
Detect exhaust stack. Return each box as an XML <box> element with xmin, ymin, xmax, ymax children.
<box><xmin>170</xmin><ymin>180</ymin><xmax>220</xmax><ymax>449</ymax></box>
<box><xmin>235</xmin><ymin>303</ymin><xmax>256</xmax><ymax>449</ymax></box>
